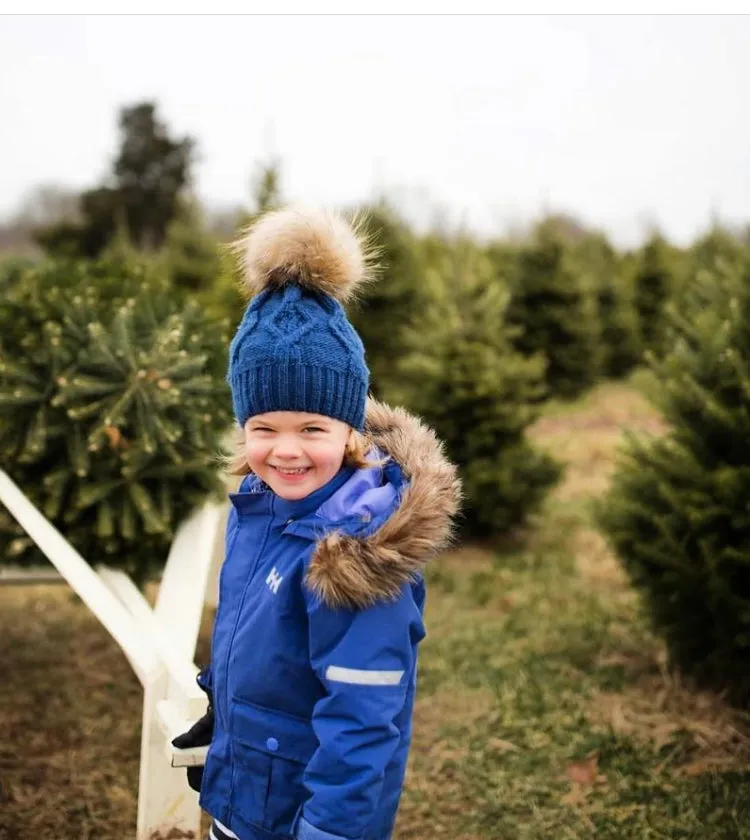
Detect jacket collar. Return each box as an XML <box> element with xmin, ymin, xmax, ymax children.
<box><xmin>272</xmin><ymin>465</ymin><xmax>356</xmax><ymax>524</ymax></box>
<box><xmin>283</xmin><ymin>456</ymin><xmax>404</xmax><ymax>537</ymax></box>
<box><xmin>229</xmin><ymin>465</ymin><xmax>356</xmax><ymax>521</ymax></box>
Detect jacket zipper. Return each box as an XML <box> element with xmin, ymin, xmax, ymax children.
<box><xmin>220</xmin><ymin>496</ymin><xmax>275</xmax><ymax>732</ymax></box>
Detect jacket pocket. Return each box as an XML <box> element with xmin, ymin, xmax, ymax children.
<box><xmin>229</xmin><ymin>698</ymin><xmax>318</xmax><ymax>837</ymax></box>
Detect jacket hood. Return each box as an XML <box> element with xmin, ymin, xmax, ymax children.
<box><xmin>305</xmin><ymin>399</ymin><xmax>462</xmax><ymax>610</ymax></box>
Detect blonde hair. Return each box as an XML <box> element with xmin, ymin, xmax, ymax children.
<box><xmin>225</xmin><ymin>425</ymin><xmax>378</xmax><ymax>478</ymax></box>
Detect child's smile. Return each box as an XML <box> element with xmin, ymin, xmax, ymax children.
<box><xmin>269</xmin><ymin>464</ymin><xmax>313</xmax><ymax>484</ymax></box>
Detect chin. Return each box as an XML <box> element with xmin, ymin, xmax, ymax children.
<box><xmin>279</xmin><ymin>489</ymin><xmax>310</xmax><ymax>501</ymax></box>
<box><xmin>270</xmin><ymin>482</ymin><xmax>313</xmax><ymax>500</ymax></box>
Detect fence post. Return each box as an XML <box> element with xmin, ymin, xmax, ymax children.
<box><xmin>137</xmin><ymin>666</ymin><xmax>203</xmax><ymax>840</ymax></box>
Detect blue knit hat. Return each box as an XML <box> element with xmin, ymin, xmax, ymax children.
<box><xmin>227</xmin><ymin>207</ymin><xmax>372</xmax><ymax>431</ymax></box>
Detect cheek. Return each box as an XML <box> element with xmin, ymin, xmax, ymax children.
<box><xmin>244</xmin><ymin>440</ymin><xmax>268</xmax><ymax>470</ymax></box>
<box><xmin>309</xmin><ymin>442</ymin><xmax>347</xmax><ymax>473</ymax></box>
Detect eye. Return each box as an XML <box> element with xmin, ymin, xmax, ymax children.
<box><xmin>303</xmin><ymin>426</ymin><xmax>325</xmax><ymax>433</ymax></box>
<box><xmin>250</xmin><ymin>426</ymin><xmax>274</xmax><ymax>433</ymax></box>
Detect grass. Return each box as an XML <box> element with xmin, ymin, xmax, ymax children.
<box><xmin>2</xmin><ymin>380</ymin><xmax>749</xmax><ymax>839</ymax></box>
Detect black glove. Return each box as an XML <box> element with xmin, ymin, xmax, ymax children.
<box><xmin>172</xmin><ymin>668</ymin><xmax>214</xmax><ymax>793</ymax></box>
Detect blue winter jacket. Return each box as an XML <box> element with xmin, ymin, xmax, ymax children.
<box><xmin>197</xmin><ymin>401</ymin><xmax>459</xmax><ymax>840</ymax></box>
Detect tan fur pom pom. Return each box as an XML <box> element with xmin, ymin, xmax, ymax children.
<box><xmin>232</xmin><ymin>207</ymin><xmax>374</xmax><ymax>303</ymax></box>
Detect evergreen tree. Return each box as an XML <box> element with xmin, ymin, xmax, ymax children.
<box><xmin>348</xmin><ymin>204</ymin><xmax>426</xmax><ymax>398</ymax></box>
<box><xmin>230</xmin><ymin>159</ymin><xmax>285</xmax><ymax>234</ymax></box>
<box><xmin>159</xmin><ymin>199</ymin><xmax>222</xmax><ymax>294</ymax></box>
<box><xmin>598</xmin><ymin>259</ymin><xmax>750</xmax><ymax>702</ymax></box>
<box><xmin>0</xmin><ymin>256</ymin><xmax>33</xmax><ymax>291</ymax></box>
<box><xmin>250</xmin><ymin>159</ymin><xmax>283</xmax><ymax>215</ymax></box>
<box><xmin>633</xmin><ymin>233</ymin><xmax>677</xmax><ymax>358</ymax></box>
<box><xmin>114</xmin><ymin>103</ymin><xmax>195</xmax><ymax>250</ymax></box>
<box><xmin>575</xmin><ymin>232</ymin><xmax>641</xmax><ymax>379</ymax></box>
<box><xmin>393</xmin><ymin>242</ymin><xmax>561</xmax><ymax>537</ymax></box>
<box><xmin>485</xmin><ymin>239</ymin><xmax>519</xmax><ymax>286</ymax></box>
<box><xmin>0</xmin><ymin>257</ymin><xmax>231</xmax><ymax>585</ymax></box>
<box><xmin>684</xmin><ymin>226</ymin><xmax>748</xmax><ymax>287</ymax></box>
<box><xmin>37</xmin><ymin>102</ymin><xmax>194</xmax><ymax>257</ymax></box>
<box><xmin>506</xmin><ymin>221</ymin><xmax>600</xmax><ymax>399</ymax></box>
<box><xmin>201</xmin><ymin>159</ymin><xmax>286</xmax><ymax>335</ymax></box>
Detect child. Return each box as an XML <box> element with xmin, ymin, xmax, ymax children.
<box><xmin>173</xmin><ymin>207</ymin><xmax>461</xmax><ymax>840</ymax></box>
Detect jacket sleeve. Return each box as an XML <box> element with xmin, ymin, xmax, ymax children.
<box><xmin>297</xmin><ymin>585</ymin><xmax>424</xmax><ymax>840</ymax></box>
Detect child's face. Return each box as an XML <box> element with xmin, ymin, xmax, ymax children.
<box><xmin>244</xmin><ymin>411</ymin><xmax>351</xmax><ymax>500</ymax></box>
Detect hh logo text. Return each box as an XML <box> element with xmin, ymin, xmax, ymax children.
<box><xmin>266</xmin><ymin>567</ymin><xmax>284</xmax><ymax>595</ymax></box>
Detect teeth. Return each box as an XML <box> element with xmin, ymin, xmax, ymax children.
<box><xmin>275</xmin><ymin>467</ymin><xmax>309</xmax><ymax>475</ymax></box>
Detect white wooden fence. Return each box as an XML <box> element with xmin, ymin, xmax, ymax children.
<box><xmin>0</xmin><ymin>468</ymin><xmax>227</xmax><ymax>840</ymax></box>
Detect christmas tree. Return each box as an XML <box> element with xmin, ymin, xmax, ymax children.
<box><xmin>632</xmin><ymin>233</ymin><xmax>677</xmax><ymax>358</ymax></box>
<box><xmin>0</xmin><ymin>257</ymin><xmax>232</xmax><ymax>586</ymax></box>
<box><xmin>688</xmin><ymin>226</ymin><xmax>747</xmax><ymax>276</ymax></box>
<box><xmin>158</xmin><ymin>199</ymin><xmax>222</xmax><ymax>295</ymax></box>
<box><xmin>598</xmin><ymin>259</ymin><xmax>750</xmax><ymax>702</ymax></box>
<box><xmin>506</xmin><ymin>221</ymin><xmax>600</xmax><ymax>399</ymax></box>
<box><xmin>575</xmin><ymin>233</ymin><xmax>641</xmax><ymax>379</ymax></box>
<box><xmin>198</xmin><ymin>158</ymin><xmax>285</xmax><ymax>334</ymax></box>
<box><xmin>348</xmin><ymin>204</ymin><xmax>427</xmax><ymax>399</ymax></box>
<box><xmin>393</xmin><ymin>241</ymin><xmax>561</xmax><ymax>538</ymax></box>
<box><xmin>37</xmin><ymin>102</ymin><xmax>194</xmax><ymax>258</ymax></box>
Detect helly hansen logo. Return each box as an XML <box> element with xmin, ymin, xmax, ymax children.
<box><xmin>266</xmin><ymin>567</ymin><xmax>284</xmax><ymax>594</ymax></box>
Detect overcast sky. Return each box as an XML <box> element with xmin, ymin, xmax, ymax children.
<box><xmin>2</xmin><ymin>14</ymin><xmax>749</xmax><ymax>246</ymax></box>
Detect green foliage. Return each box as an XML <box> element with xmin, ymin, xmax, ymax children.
<box><xmin>196</xmin><ymin>246</ymin><xmax>247</xmax><ymax>334</ymax></box>
<box><xmin>632</xmin><ymin>233</ymin><xmax>677</xmax><ymax>358</ymax></box>
<box><xmin>674</xmin><ymin>226</ymin><xmax>750</xmax><ymax>317</ymax></box>
<box><xmin>191</xmin><ymin>158</ymin><xmax>285</xmax><ymax>334</ymax></box>
<box><xmin>250</xmin><ymin>159</ymin><xmax>283</xmax><ymax>215</ymax></box>
<box><xmin>35</xmin><ymin>215</ymin><xmax>108</xmax><ymax>260</ymax></box>
<box><xmin>485</xmin><ymin>239</ymin><xmax>519</xmax><ymax>284</ymax></box>
<box><xmin>688</xmin><ymin>226</ymin><xmax>748</xmax><ymax>277</ymax></box>
<box><xmin>228</xmin><ymin>158</ymin><xmax>285</xmax><ymax>236</ymax></box>
<box><xmin>575</xmin><ymin>233</ymin><xmax>641</xmax><ymax>379</ymax></box>
<box><xmin>113</xmin><ymin>103</ymin><xmax>195</xmax><ymax>249</ymax></box>
<box><xmin>37</xmin><ymin>102</ymin><xmax>194</xmax><ymax>258</ymax></box>
<box><xmin>0</xmin><ymin>257</ymin><xmax>231</xmax><ymax>585</ymax></box>
<box><xmin>598</xmin><ymin>259</ymin><xmax>750</xmax><ymax>702</ymax></box>
<box><xmin>392</xmin><ymin>242</ymin><xmax>561</xmax><ymax>537</ymax></box>
<box><xmin>158</xmin><ymin>200</ymin><xmax>222</xmax><ymax>295</ymax></box>
<box><xmin>505</xmin><ymin>221</ymin><xmax>600</xmax><ymax>399</ymax></box>
<box><xmin>0</xmin><ymin>255</ymin><xmax>36</xmax><ymax>290</ymax></box>
<box><xmin>348</xmin><ymin>204</ymin><xmax>427</xmax><ymax>397</ymax></box>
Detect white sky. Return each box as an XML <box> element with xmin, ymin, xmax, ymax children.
<box><xmin>1</xmin><ymin>14</ymin><xmax>749</xmax><ymax>246</ymax></box>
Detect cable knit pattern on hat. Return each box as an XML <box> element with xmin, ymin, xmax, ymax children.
<box><xmin>227</xmin><ymin>208</ymin><xmax>372</xmax><ymax>430</ymax></box>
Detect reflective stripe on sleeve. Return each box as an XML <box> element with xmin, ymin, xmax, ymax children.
<box><xmin>324</xmin><ymin>665</ymin><xmax>405</xmax><ymax>686</ymax></box>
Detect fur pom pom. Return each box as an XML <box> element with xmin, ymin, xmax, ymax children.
<box><xmin>233</xmin><ymin>207</ymin><xmax>373</xmax><ymax>303</ymax></box>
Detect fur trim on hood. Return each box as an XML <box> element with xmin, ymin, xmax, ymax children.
<box><xmin>305</xmin><ymin>399</ymin><xmax>462</xmax><ymax>610</ymax></box>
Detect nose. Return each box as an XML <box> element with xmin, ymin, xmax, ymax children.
<box><xmin>271</xmin><ymin>435</ymin><xmax>303</xmax><ymax>461</ymax></box>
